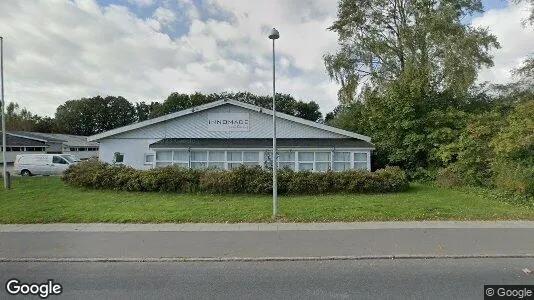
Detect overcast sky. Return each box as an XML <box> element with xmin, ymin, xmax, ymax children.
<box><xmin>0</xmin><ymin>0</ymin><xmax>532</xmax><ymax>117</ymax></box>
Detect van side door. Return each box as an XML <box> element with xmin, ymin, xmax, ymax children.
<box><xmin>29</xmin><ymin>155</ymin><xmax>51</xmax><ymax>175</ymax></box>
<box><xmin>51</xmin><ymin>156</ymin><xmax>70</xmax><ymax>175</ymax></box>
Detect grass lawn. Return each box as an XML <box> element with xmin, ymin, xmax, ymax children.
<box><xmin>0</xmin><ymin>176</ymin><xmax>533</xmax><ymax>223</ymax></box>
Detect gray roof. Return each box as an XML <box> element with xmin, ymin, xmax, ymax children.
<box><xmin>149</xmin><ymin>138</ymin><xmax>374</xmax><ymax>149</ymax></box>
<box><xmin>10</xmin><ymin>131</ymin><xmax>99</xmax><ymax>147</ymax></box>
<box><xmin>0</xmin><ymin>133</ymin><xmax>47</xmax><ymax>147</ymax></box>
<box><xmin>89</xmin><ymin>99</ymin><xmax>372</xmax><ymax>142</ymax></box>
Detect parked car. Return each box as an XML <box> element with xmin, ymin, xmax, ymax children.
<box><xmin>14</xmin><ymin>154</ymin><xmax>78</xmax><ymax>176</ymax></box>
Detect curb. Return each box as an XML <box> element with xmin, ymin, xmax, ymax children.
<box><xmin>3</xmin><ymin>221</ymin><xmax>534</xmax><ymax>232</ymax></box>
<box><xmin>2</xmin><ymin>254</ymin><xmax>534</xmax><ymax>263</ymax></box>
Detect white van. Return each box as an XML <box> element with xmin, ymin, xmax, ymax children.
<box><xmin>14</xmin><ymin>154</ymin><xmax>79</xmax><ymax>176</ymax></box>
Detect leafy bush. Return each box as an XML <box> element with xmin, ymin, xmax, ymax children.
<box><xmin>492</xmin><ymin>161</ymin><xmax>534</xmax><ymax>197</ymax></box>
<box><xmin>63</xmin><ymin>161</ymin><xmax>409</xmax><ymax>194</ymax></box>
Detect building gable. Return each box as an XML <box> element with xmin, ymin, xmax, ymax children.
<box><xmin>111</xmin><ymin>104</ymin><xmax>347</xmax><ymax>140</ymax></box>
<box><xmin>88</xmin><ymin>99</ymin><xmax>371</xmax><ymax>142</ymax></box>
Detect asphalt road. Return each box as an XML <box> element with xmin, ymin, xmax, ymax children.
<box><xmin>2</xmin><ymin>228</ymin><xmax>534</xmax><ymax>259</ymax></box>
<box><xmin>1</xmin><ymin>258</ymin><xmax>533</xmax><ymax>299</ymax></box>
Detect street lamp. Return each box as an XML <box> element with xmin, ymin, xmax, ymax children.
<box><xmin>1</xmin><ymin>36</ymin><xmax>6</xmax><ymax>189</ymax></box>
<box><xmin>268</xmin><ymin>28</ymin><xmax>279</xmax><ymax>218</ymax></box>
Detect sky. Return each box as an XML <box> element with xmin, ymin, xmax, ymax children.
<box><xmin>0</xmin><ymin>0</ymin><xmax>532</xmax><ymax>117</ymax></box>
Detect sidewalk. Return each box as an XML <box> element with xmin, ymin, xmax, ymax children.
<box><xmin>1</xmin><ymin>221</ymin><xmax>533</xmax><ymax>261</ymax></box>
<box><xmin>2</xmin><ymin>220</ymin><xmax>534</xmax><ymax>232</ymax></box>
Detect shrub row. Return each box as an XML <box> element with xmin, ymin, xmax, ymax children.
<box><xmin>62</xmin><ymin>159</ymin><xmax>409</xmax><ymax>194</ymax></box>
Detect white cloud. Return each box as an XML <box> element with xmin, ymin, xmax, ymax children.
<box><xmin>0</xmin><ymin>0</ymin><xmax>343</xmax><ymax>117</ymax></box>
<box><xmin>127</xmin><ymin>0</ymin><xmax>155</xmax><ymax>7</ymax></box>
<box><xmin>473</xmin><ymin>2</ymin><xmax>534</xmax><ymax>84</ymax></box>
<box><xmin>4</xmin><ymin>0</ymin><xmax>530</xmax><ymax>122</ymax></box>
<box><xmin>153</xmin><ymin>7</ymin><xmax>176</xmax><ymax>25</ymax></box>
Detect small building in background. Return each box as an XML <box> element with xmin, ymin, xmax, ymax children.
<box><xmin>0</xmin><ymin>131</ymin><xmax>99</xmax><ymax>164</ymax></box>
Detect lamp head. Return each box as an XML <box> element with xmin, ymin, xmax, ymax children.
<box><xmin>268</xmin><ymin>28</ymin><xmax>279</xmax><ymax>40</ymax></box>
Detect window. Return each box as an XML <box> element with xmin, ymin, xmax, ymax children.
<box><xmin>354</xmin><ymin>152</ymin><xmax>368</xmax><ymax>170</ymax></box>
<box><xmin>333</xmin><ymin>152</ymin><xmax>351</xmax><ymax>171</ymax></box>
<box><xmin>53</xmin><ymin>156</ymin><xmax>68</xmax><ymax>164</ymax></box>
<box><xmin>191</xmin><ymin>151</ymin><xmax>207</xmax><ymax>169</ymax></box>
<box><xmin>278</xmin><ymin>151</ymin><xmax>295</xmax><ymax>170</ymax></box>
<box><xmin>298</xmin><ymin>152</ymin><xmax>314</xmax><ymax>171</ymax></box>
<box><xmin>172</xmin><ymin>151</ymin><xmax>189</xmax><ymax>168</ymax></box>
<box><xmin>152</xmin><ymin>150</ymin><xmax>262</xmax><ymax>170</ymax></box>
<box><xmin>208</xmin><ymin>151</ymin><xmax>225</xmax><ymax>169</ymax></box>
<box><xmin>155</xmin><ymin>151</ymin><xmax>172</xmax><ymax>167</ymax></box>
<box><xmin>296</xmin><ymin>152</ymin><xmax>331</xmax><ymax>172</ymax></box>
<box><xmin>114</xmin><ymin>152</ymin><xmax>124</xmax><ymax>163</ymax></box>
<box><xmin>155</xmin><ymin>150</ymin><xmax>189</xmax><ymax>168</ymax></box>
<box><xmin>315</xmin><ymin>152</ymin><xmax>331</xmax><ymax>172</ymax></box>
<box><xmin>243</xmin><ymin>151</ymin><xmax>260</xmax><ymax>167</ymax></box>
<box><xmin>11</xmin><ymin>147</ymin><xmax>21</xmax><ymax>151</ymax></box>
<box><xmin>227</xmin><ymin>151</ymin><xmax>243</xmax><ymax>170</ymax></box>
<box><xmin>70</xmin><ymin>147</ymin><xmax>76</xmax><ymax>151</ymax></box>
<box><xmin>156</xmin><ymin>151</ymin><xmax>172</xmax><ymax>161</ymax></box>
<box><xmin>144</xmin><ymin>153</ymin><xmax>155</xmax><ymax>165</ymax></box>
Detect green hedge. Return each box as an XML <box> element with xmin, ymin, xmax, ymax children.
<box><xmin>62</xmin><ymin>159</ymin><xmax>409</xmax><ymax>194</ymax></box>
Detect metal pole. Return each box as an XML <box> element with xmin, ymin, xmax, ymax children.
<box><xmin>272</xmin><ymin>38</ymin><xmax>278</xmax><ymax>218</ymax></box>
<box><xmin>1</xmin><ymin>36</ymin><xmax>7</xmax><ymax>189</ymax></box>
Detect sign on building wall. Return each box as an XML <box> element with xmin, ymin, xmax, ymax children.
<box><xmin>207</xmin><ymin>113</ymin><xmax>250</xmax><ymax>132</ymax></box>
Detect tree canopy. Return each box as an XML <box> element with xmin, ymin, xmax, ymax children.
<box><xmin>55</xmin><ymin>96</ymin><xmax>137</xmax><ymax>136</ymax></box>
<box><xmin>6</xmin><ymin>91</ymin><xmax>322</xmax><ymax>136</ymax></box>
<box><xmin>324</xmin><ymin>0</ymin><xmax>500</xmax><ymax>103</ymax></box>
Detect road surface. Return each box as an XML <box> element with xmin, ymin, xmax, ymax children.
<box><xmin>1</xmin><ymin>258</ymin><xmax>533</xmax><ymax>299</ymax></box>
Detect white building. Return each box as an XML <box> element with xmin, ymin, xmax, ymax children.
<box><xmin>88</xmin><ymin>99</ymin><xmax>374</xmax><ymax>172</ymax></box>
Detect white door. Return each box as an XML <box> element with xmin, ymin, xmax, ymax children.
<box><xmin>51</xmin><ymin>156</ymin><xmax>70</xmax><ymax>175</ymax></box>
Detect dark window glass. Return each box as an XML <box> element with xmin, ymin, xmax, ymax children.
<box><xmin>53</xmin><ymin>156</ymin><xmax>68</xmax><ymax>164</ymax></box>
<box><xmin>114</xmin><ymin>153</ymin><xmax>124</xmax><ymax>163</ymax></box>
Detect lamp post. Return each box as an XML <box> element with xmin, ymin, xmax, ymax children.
<box><xmin>268</xmin><ymin>28</ymin><xmax>279</xmax><ymax>218</ymax></box>
<box><xmin>1</xmin><ymin>36</ymin><xmax>6</xmax><ymax>189</ymax></box>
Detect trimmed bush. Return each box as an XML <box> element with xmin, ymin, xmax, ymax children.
<box><xmin>63</xmin><ymin>160</ymin><xmax>409</xmax><ymax>194</ymax></box>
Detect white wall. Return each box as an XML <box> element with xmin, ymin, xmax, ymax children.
<box><xmin>98</xmin><ymin>138</ymin><xmax>159</xmax><ymax>169</ymax></box>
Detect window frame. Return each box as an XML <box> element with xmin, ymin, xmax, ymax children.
<box><xmin>314</xmin><ymin>151</ymin><xmax>331</xmax><ymax>172</ymax></box>
<box><xmin>113</xmin><ymin>152</ymin><xmax>125</xmax><ymax>164</ymax></box>
<box><xmin>144</xmin><ymin>153</ymin><xmax>155</xmax><ymax>165</ymax></box>
<box><xmin>353</xmin><ymin>152</ymin><xmax>369</xmax><ymax>170</ymax></box>
<box><xmin>333</xmin><ymin>151</ymin><xmax>351</xmax><ymax>172</ymax></box>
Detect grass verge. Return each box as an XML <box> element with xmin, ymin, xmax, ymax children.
<box><xmin>0</xmin><ymin>176</ymin><xmax>533</xmax><ymax>223</ymax></box>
